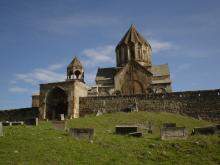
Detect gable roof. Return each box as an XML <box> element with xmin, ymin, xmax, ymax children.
<box><xmin>115</xmin><ymin>60</ymin><xmax>153</xmax><ymax>77</ymax></box>
<box><xmin>150</xmin><ymin>64</ymin><xmax>170</xmax><ymax>76</ymax></box>
<box><xmin>95</xmin><ymin>67</ymin><xmax>117</xmax><ymax>81</ymax></box>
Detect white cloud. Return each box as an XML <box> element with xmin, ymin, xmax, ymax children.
<box><xmin>9</xmin><ymin>87</ymin><xmax>28</xmax><ymax>93</ymax></box>
<box><xmin>14</xmin><ymin>63</ymin><xmax>65</xmax><ymax>85</ymax></box>
<box><xmin>9</xmin><ymin>80</ymin><xmax>17</xmax><ymax>84</ymax></box>
<box><xmin>150</xmin><ymin>40</ymin><xmax>174</xmax><ymax>53</ymax></box>
<box><xmin>82</xmin><ymin>45</ymin><xmax>115</xmax><ymax>63</ymax></box>
<box><xmin>48</xmin><ymin>63</ymin><xmax>65</xmax><ymax>71</ymax></box>
<box><xmin>80</xmin><ymin>45</ymin><xmax>115</xmax><ymax>85</ymax></box>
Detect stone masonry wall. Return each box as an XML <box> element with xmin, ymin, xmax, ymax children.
<box><xmin>0</xmin><ymin>107</ymin><xmax>39</xmax><ymax>121</ymax></box>
<box><xmin>79</xmin><ymin>89</ymin><xmax>220</xmax><ymax>121</ymax></box>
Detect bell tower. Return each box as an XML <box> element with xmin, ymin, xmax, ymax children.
<box><xmin>115</xmin><ymin>24</ymin><xmax>152</xmax><ymax>67</ymax></box>
<box><xmin>67</xmin><ymin>57</ymin><xmax>84</xmax><ymax>81</ymax></box>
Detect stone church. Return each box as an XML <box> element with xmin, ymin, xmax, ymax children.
<box><xmin>90</xmin><ymin>24</ymin><xmax>172</xmax><ymax>96</ymax></box>
<box><xmin>34</xmin><ymin>25</ymin><xmax>172</xmax><ymax>120</ymax></box>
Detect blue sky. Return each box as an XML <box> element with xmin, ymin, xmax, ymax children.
<box><xmin>0</xmin><ymin>0</ymin><xmax>220</xmax><ymax>109</ymax></box>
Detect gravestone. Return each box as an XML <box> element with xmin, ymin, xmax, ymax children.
<box><xmin>11</xmin><ymin>121</ymin><xmax>24</xmax><ymax>126</ymax></box>
<box><xmin>115</xmin><ymin>125</ymin><xmax>138</xmax><ymax>135</ymax></box>
<box><xmin>191</xmin><ymin>126</ymin><xmax>216</xmax><ymax>135</ymax></box>
<box><xmin>69</xmin><ymin>128</ymin><xmax>94</xmax><ymax>141</ymax></box>
<box><xmin>52</xmin><ymin>121</ymin><xmax>67</xmax><ymax>131</ymax></box>
<box><xmin>96</xmin><ymin>110</ymin><xmax>103</xmax><ymax>116</ymax></box>
<box><xmin>0</xmin><ymin>122</ymin><xmax>3</xmax><ymax>137</ymax></box>
<box><xmin>163</xmin><ymin>123</ymin><xmax>176</xmax><ymax>128</ymax></box>
<box><xmin>161</xmin><ymin>127</ymin><xmax>187</xmax><ymax>140</ymax></box>
<box><xmin>60</xmin><ymin>114</ymin><xmax>65</xmax><ymax>121</ymax></box>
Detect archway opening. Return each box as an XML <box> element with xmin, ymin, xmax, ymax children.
<box><xmin>46</xmin><ymin>87</ymin><xmax>68</xmax><ymax>120</ymax></box>
<box><xmin>122</xmin><ymin>80</ymin><xmax>144</xmax><ymax>95</ymax></box>
<box><xmin>74</xmin><ymin>70</ymin><xmax>81</xmax><ymax>79</ymax></box>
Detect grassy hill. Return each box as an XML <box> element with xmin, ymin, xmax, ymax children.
<box><xmin>0</xmin><ymin>112</ymin><xmax>219</xmax><ymax>165</ymax></box>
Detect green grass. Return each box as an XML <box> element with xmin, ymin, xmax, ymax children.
<box><xmin>0</xmin><ymin>112</ymin><xmax>219</xmax><ymax>165</ymax></box>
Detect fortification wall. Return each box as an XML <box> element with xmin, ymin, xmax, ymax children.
<box><xmin>79</xmin><ymin>89</ymin><xmax>220</xmax><ymax>121</ymax></box>
<box><xmin>0</xmin><ymin>107</ymin><xmax>39</xmax><ymax>121</ymax></box>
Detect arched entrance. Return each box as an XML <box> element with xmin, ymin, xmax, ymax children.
<box><xmin>122</xmin><ymin>80</ymin><xmax>144</xmax><ymax>95</ymax></box>
<box><xmin>46</xmin><ymin>87</ymin><xmax>68</xmax><ymax>120</ymax></box>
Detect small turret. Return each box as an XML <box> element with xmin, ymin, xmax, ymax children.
<box><xmin>67</xmin><ymin>57</ymin><xmax>84</xmax><ymax>81</ymax></box>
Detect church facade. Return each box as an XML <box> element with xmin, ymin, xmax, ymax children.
<box><xmin>34</xmin><ymin>25</ymin><xmax>172</xmax><ymax>120</ymax></box>
<box><xmin>37</xmin><ymin>58</ymin><xmax>88</xmax><ymax>120</ymax></box>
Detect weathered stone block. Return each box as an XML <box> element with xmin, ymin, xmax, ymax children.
<box><xmin>52</xmin><ymin>121</ymin><xmax>67</xmax><ymax>131</ymax></box>
<box><xmin>163</xmin><ymin>123</ymin><xmax>176</xmax><ymax>128</ymax></box>
<box><xmin>69</xmin><ymin>128</ymin><xmax>94</xmax><ymax>141</ymax></box>
<box><xmin>161</xmin><ymin>127</ymin><xmax>187</xmax><ymax>140</ymax></box>
<box><xmin>60</xmin><ymin>114</ymin><xmax>65</xmax><ymax>121</ymax></box>
<box><xmin>191</xmin><ymin>126</ymin><xmax>216</xmax><ymax>135</ymax></box>
<box><xmin>11</xmin><ymin>121</ymin><xmax>24</xmax><ymax>126</ymax></box>
<box><xmin>96</xmin><ymin>110</ymin><xmax>104</xmax><ymax>116</ymax></box>
<box><xmin>0</xmin><ymin>122</ymin><xmax>3</xmax><ymax>137</ymax></box>
<box><xmin>115</xmin><ymin>125</ymin><xmax>138</xmax><ymax>135</ymax></box>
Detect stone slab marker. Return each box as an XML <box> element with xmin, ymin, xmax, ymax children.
<box><xmin>115</xmin><ymin>125</ymin><xmax>138</xmax><ymax>135</ymax></box>
<box><xmin>52</xmin><ymin>121</ymin><xmax>67</xmax><ymax>131</ymax></box>
<box><xmin>0</xmin><ymin>122</ymin><xmax>3</xmax><ymax>137</ymax></box>
<box><xmin>69</xmin><ymin>128</ymin><xmax>94</xmax><ymax>141</ymax></box>
<box><xmin>60</xmin><ymin>114</ymin><xmax>65</xmax><ymax>121</ymax></box>
<box><xmin>163</xmin><ymin>123</ymin><xmax>176</xmax><ymax>128</ymax></box>
<box><xmin>191</xmin><ymin>126</ymin><xmax>217</xmax><ymax>135</ymax></box>
<box><xmin>161</xmin><ymin>127</ymin><xmax>187</xmax><ymax>140</ymax></box>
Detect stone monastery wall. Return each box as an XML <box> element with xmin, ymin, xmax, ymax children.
<box><xmin>0</xmin><ymin>107</ymin><xmax>39</xmax><ymax>121</ymax></box>
<box><xmin>79</xmin><ymin>89</ymin><xmax>220</xmax><ymax>121</ymax></box>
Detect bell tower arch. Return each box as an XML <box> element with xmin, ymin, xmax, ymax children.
<box><xmin>67</xmin><ymin>57</ymin><xmax>84</xmax><ymax>81</ymax></box>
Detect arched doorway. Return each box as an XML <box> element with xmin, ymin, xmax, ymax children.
<box><xmin>46</xmin><ymin>87</ymin><xmax>68</xmax><ymax>120</ymax></box>
<box><xmin>122</xmin><ymin>80</ymin><xmax>144</xmax><ymax>95</ymax></box>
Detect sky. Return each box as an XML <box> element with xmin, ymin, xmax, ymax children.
<box><xmin>0</xmin><ymin>0</ymin><xmax>220</xmax><ymax>109</ymax></box>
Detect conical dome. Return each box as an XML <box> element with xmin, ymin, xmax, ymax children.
<box><xmin>67</xmin><ymin>57</ymin><xmax>82</xmax><ymax>69</ymax></box>
<box><xmin>116</xmin><ymin>25</ymin><xmax>152</xmax><ymax>67</ymax></box>
<box><xmin>116</xmin><ymin>24</ymin><xmax>151</xmax><ymax>49</ymax></box>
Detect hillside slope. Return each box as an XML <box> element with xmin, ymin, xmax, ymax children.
<box><xmin>0</xmin><ymin>112</ymin><xmax>219</xmax><ymax>165</ymax></box>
